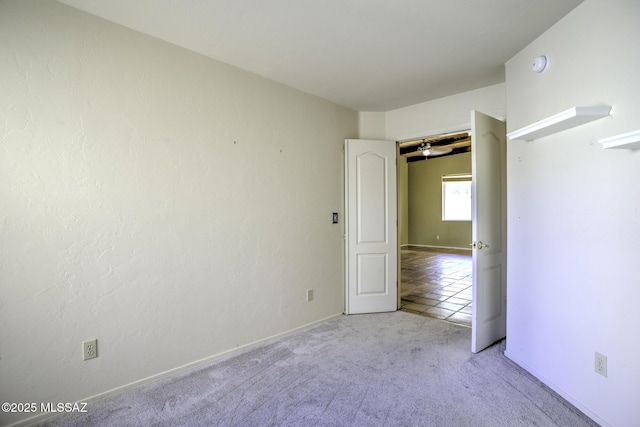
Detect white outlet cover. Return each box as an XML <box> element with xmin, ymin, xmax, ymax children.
<box><xmin>83</xmin><ymin>339</ymin><xmax>98</xmax><ymax>361</ymax></box>
<box><xmin>595</xmin><ymin>352</ymin><xmax>607</xmax><ymax>377</ymax></box>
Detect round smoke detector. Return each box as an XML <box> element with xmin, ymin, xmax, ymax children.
<box><xmin>532</xmin><ymin>54</ymin><xmax>550</xmax><ymax>74</ymax></box>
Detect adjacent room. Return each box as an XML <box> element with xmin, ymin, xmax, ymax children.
<box><xmin>2</xmin><ymin>0</ymin><xmax>639</xmax><ymax>426</ymax></box>
<box><xmin>399</xmin><ymin>134</ymin><xmax>474</xmax><ymax>326</ymax></box>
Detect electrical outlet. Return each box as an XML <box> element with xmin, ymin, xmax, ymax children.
<box><xmin>306</xmin><ymin>289</ymin><xmax>314</xmax><ymax>302</ymax></box>
<box><xmin>595</xmin><ymin>352</ymin><xmax>607</xmax><ymax>377</ymax></box>
<box><xmin>83</xmin><ymin>339</ymin><xmax>98</xmax><ymax>361</ymax></box>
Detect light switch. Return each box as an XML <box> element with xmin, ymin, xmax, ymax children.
<box><xmin>332</xmin><ymin>212</ymin><xmax>339</xmax><ymax>224</ymax></box>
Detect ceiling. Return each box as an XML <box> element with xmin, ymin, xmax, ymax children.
<box><xmin>58</xmin><ymin>0</ymin><xmax>583</xmax><ymax>112</ymax></box>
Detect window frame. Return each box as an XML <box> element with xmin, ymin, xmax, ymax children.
<box><xmin>441</xmin><ymin>173</ymin><xmax>472</xmax><ymax>222</ymax></box>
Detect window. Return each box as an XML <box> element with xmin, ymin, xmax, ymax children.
<box><xmin>442</xmin><ymin>174</ymin><xmax>472</xmax><ymax>221</ymax></box>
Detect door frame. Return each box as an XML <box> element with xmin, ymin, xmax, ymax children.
<box><xmin>395</xmin><ymin>124</ymin><xmax>473</xmax><ymax>310</ymax></box>
<box><xmin>394</xmin><ymin>115</ymin><xmax>507</xmax><ymax>347</ymax></box>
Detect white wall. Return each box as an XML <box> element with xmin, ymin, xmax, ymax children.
<box><xmin>385</xmin><ymin>83</ymin><xmax>506</xmax><ymax>141</ymax></box>
<box><xmin>504</xmin><ymin>1</ymin><xmax>640</xmax><ymax>425</ymax></box>
<box><xmin>358</xmin><ymin>112</ymin><xmax>386</xmax><ymax>140</ymax></box>
<box><xmin>357</xmin><ymin>83</ymin><xmax>506</xmax><ymax>142</ymax></box>
<box><xmin>0</xmin><ymin>1</ymin><xmax>356</xmax><ymax>425</ymax></box>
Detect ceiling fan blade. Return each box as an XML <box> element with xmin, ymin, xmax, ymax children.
<box><xmin>427</xmin><ymin>147</ymin><xmax>453</xmax><ymax>156</ymax></box>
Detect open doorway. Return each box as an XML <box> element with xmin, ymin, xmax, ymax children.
<box><xmin>397</xmin><ymin>132</ymin><xmax>473</xmax><ymax>327</ymax></box>
<box><xmin>345</xmin><ymin>112</ymin><xmax>506</xmax><ymax>353</ymax></box>
<box><xmin>394</xmin><ymin>111</ymin><xmax>507</xmax><ymax>353</ymax></box>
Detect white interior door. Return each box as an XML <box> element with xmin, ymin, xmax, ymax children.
<box><xmin>471</xmin><ymin>111</ymin><xmax>507</xmax><ymax>353</ymax></box>
<box><xmin>345</xmin><ymin>139</ymin><xmax>397</xmax><ymax>314</ymax></box>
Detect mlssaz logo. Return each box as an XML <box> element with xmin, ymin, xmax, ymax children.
<box><xmin>41</xmin><ymin>402</ymin><xmax>89</xmax><ymax>413</ymax></box>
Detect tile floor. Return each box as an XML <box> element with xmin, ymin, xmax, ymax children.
<box><xmin>400</xmin><ymin>246</ymin><xmax>472</xmax><ymax>327</ymax></box>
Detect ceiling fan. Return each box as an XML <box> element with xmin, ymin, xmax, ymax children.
<box><xmin>416</xmin><ymin>140</ymin><xmax>453</xmax><ymax>158</ymax></box>
<box><xmin>399</xmin><ymin>131</ymin><xmax>471</xmax><ymax>161</ymax></box>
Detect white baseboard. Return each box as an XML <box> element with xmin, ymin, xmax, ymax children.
<box><xmin>503</xmin><ymin>350</ymin><xmax>610</xmax><ymax>427</ymax></box>
<box><xmin>403</xmin><ymin>243</ymin><xmax>472</xmax><ymax>252</ymax></box>
<box><xmin>11</xmin><ymin>313</ymin><xmax>343</xmax><ymax>427</ymax></box>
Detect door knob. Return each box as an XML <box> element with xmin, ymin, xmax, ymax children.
<box><xmin>470</xmin><ymin>241</ymin><xmax>490</xmax><ymax>249</ymax></box>
<box><xmin>477</xmin><ymin>241</ymin><xmax>490</xmax><ymax>249</ymax></box>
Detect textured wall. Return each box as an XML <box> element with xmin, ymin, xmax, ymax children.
<box><xmin>0</xmin><ymin>1</ymin><xmax>356</xmax><ymax>424</ymax></box>
<box><xmin>505</xmin><ymin>0</ymin><xmax>640</xmax><ymax>425</ymax></box>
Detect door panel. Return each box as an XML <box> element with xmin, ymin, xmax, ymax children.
<box><xmin>345</xmin><ymin>139</ymin><xmax>397</xmax><ymax>314</ymax></box>
<box><xmin>357</xmin><ymin>152</ymin><xmax>387</xmax><ymax>243</ymax></box>
<box><xmin>357</xmin><ymin>254</ymin><xmax>387</xmax><ymax>294</ymax></box>
<box><xmin>471</xmin><ymin>111</ymin><xmax>507</xmax><ymax>353</ymax></box>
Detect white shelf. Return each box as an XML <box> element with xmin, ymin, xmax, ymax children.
<box><xmin>507</xmin><ymin>106</ymin><xmax>612</xmax><ymax>141</ymax></box>
<box><xmin>598</xmin><ymin>130</ymin><xmax>640</xmax><ymax>150</ymax></box>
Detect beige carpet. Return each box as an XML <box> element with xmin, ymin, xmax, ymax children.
<box><xmin>40</xmin><ymin>312</ymin><xmax>597</xmax><ymax>426</ymax></box>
